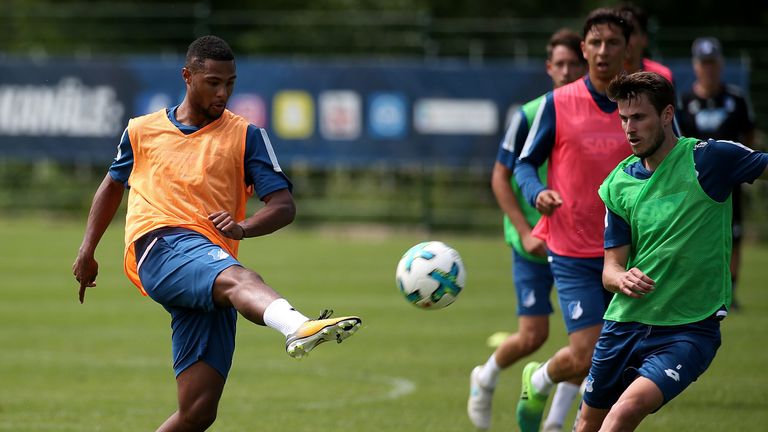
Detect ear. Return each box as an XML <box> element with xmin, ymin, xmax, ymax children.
<box><xmin>662</xmin><ymin>104</ymin><xmax>675</xmax><ymax>125</ymax></box>
<box><xmin>181</xmin><ymin>67</ymin><xmax>192</xmax><ymax>85</ymax></box>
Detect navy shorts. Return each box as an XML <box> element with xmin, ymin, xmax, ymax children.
<box><xmin>137</xmin><ymin>228</ymin><xmax>241</xmax><ymax>378</ymax></box>
<box><xmin>512</xmin><ymin>250</ymin><xmax>554</xmax><ymax>316</ymax></box>
<box><xmin>582</xmin><ymin>318</ymin><xmax>722</xmax><ymax>409</ymax></box>
<box><xmin>548</xmin><ymin>251</ymin><xmax>613</xmax><ymax>333</ymax></box>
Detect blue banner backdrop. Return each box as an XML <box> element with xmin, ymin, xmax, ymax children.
<box><xmin>0</xmin><ymin>56</ymin><xmax>749</xmax><ymax>167</ymax></box>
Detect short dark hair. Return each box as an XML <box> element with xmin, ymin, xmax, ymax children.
<box><xmin>617</xmin><ymin>3</ymin><xmax>648</xmax><ymax>35</ymax></box>
<box><xmin>546</xmin><ymin>28</ymin><xmax>586</xmax><ymax>65</ymax></box>
<box><xmin>185</xmin><ymin>35</ymin><xmax>235</xmax><ymax>72</ymax></box>
<box><xmin>607</xmin><ymin>72</ymin><xmax>675</xmax><ymax>114</ymax></box>
<box><xmin>582</xmin><ymin>7</ymin><xmax>633</xmax><ymax>44</ymax></box>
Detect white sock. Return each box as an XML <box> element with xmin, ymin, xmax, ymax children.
<box><xmin>477</xmin><ymin>353</ymin><xmax>502</xmax><ymax>389</ymax></box>
<box><xmin>263</xmin><ymin>298</ymin><xmax>309</xmax><ymax>337</ymax></box>
<box><xmin>543</xmin><ymin>381</ymin><xmax>580</xmax><ymax>427</ymax></box>
<box><xmin>531</xmin><ymin>360</ymin><xmax>555</xmax><ymax>395</ymax></box>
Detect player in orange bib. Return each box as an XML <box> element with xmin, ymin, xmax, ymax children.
<box><xmin>73</xmin><ymin>35</ymin><xmax>361</xmax><ymax>431</ymax></box>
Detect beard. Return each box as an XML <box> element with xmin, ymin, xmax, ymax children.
<box><xmin>633</xmin><ymin>125</ymin><xmax>665</xmax><ymax>159</ymax></box>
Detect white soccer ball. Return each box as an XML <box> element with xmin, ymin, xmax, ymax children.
<box><xmin>395</xmin><ymin>241</ymin><xmax>466</xmax><ymax>310</ymax></box>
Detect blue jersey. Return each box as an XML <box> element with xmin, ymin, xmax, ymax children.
<box><xmin>109</xmin><ymin>105</ymin><xmax>291</xmax><ymax>200</ymax></box>
<box><xmin>604</xmin><ymin>139</ymin><xmax>768</xmax><ymax>248</ymax></box>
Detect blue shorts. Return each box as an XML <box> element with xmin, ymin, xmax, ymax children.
<box><xmin>548</xmin><ymin>252</ymin><xmax>612</xmax><ymax>334</ymax></box>
<box><xmin>582</xmin><ymin>318</ymin><xmax>722</xmax><ymax>409</ymax></box>
<box><xmin>137</xmin><ymin>228</ymin><xmax>241</xmax><ymax>379</ymax></box>
<box><xmin>512</xmin><ymin>250</ymin><xmax>554</xmax><ymax>316</ymax></box>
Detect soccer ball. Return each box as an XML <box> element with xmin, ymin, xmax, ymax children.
<box><xmin>395</xmin><ymin>241</ymin><xmax>466</xmax><ymax>309</ymax></box>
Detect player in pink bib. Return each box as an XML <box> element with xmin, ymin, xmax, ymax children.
<box><xmin>513</xmin><ymin>8</ymin><xmax>634</xmax><ymax>432</ymax></box>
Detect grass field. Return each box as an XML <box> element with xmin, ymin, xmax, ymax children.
<box><xmin>1</xmin><ymin>217</ymin><xmax>767</xmax><ymax>431</ymax></box>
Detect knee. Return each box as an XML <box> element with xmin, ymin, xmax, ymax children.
<box><xmin>519</xmin><ymin>329</ymin><xmax>548</xmax><ymax>354</ymax></box>
<box><xmin>607</xmin><ymin>399</ymin><xmax>645</xmax><ymax>426</ymax></box>
<box><xmin>179</xmin><ymin>403</ymin><xmax>218</xmax><ymax>430</ymax></box>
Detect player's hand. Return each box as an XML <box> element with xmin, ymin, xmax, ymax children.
<box><xmin>616</xmin><ymin>267</ymin><xmax>655</xmax><ymax>299</ymax></box>
<box><xmin>72</xmin><ymin>253</ymin><xmax>98</xmax><ymax>304</ymax></box>
<box><xmin>535</xmin><ymin>190</ymin><xmax>562</xmax><ymax>216</ymax></box>
<box><xmin>521</xmin><ymin>232</ymin><xmax>547</xmax><ymax>258</ymax></box>
<box><xmin>208</xmin><ymin>210</ymin><xmax>246</xmax><ymax>240</ymax></box>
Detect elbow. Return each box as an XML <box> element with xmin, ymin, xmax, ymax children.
<box><xmin>281</xmin><ymin>200</ymin><xmax>296</xmax><ymax>226</ymax></box>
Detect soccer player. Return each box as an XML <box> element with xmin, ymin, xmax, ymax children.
<box><xmin>618</xmin><ymin>3</ymin><xmax>674</xmax><ymax>83</ymax></box>
<box><xmin>576</xmin><ymin>71</ymin><xmax>768</xmax><ymax>432</ymax></box>
<box><xmin>676</xmin><ymin>37</ymin><xmax>756</xmax><ymax>310</ymax></box>
<box><xmin>72</xmin><ymin>35</ymin><xmax>362</xmax><ymax>432</ymax></box>
<box><xmin>467</xmin><ymin>28</ymin><xmax>587</xmax><ymax>432</ymax></box>
<box><xmin>513</xmin><ymin>9</ymin><xmax>634</xmax><ymax>432</ymax></box>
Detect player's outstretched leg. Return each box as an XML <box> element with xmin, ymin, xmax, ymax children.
<box><xmin>285</xmin><ymin>309</ymin><xmax>362</xmax><ymax>358</ymax></box>
<box><xmin>467</xmin><ymin>365</ymin><xmax>494</xmax><ymax>430</ymax></box>
<box><xmin>516</xmin><ymin>361</ymin><xmax>549</xmax><ymax>432</ymax></box>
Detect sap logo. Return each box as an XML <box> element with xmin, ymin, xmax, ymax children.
<box><xmin>581</xmin><ymin>135</ymin><xmax>625</xmax><ymax>157</ymax></box>
<box><xmin>634</xmin><ymin>191</ymin><xmax>686</xmax><ymax>223</ymax></box>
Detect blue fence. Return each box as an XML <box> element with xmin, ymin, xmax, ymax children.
<box><xmin>0</xmin><ymin>56</ymin><xmax>749</xmax><ymax>167</ymax></box>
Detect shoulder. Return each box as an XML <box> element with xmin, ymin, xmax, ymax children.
<box><xmin>723</xmin><ymin>84</ymin><xmax>747</xmax><ymax>99</ymax></box>
<box><xmin>642</xmin><ymin>58</ymin><xmax>673</xmax><ymax>82</ymax></box>
<box><xmin>129</xmin><ymin>108</ymin><xmax>167</xmax><ymax>128</ymax></box>
<box><xmin>553</xmin><ymin>79</ymin><xmax>584</xmax><ymax>99</ymax></box>
<box><xmin>697</xmin><ymin>138</ymin><xmax>752</xmax><ymax>153</ymax></box>
<box><xmin>522</xmin><ymin>94</ymin><xmax>546</xmax><ymax>112</ymax></box>
<box><xmin>693</xmin><ymin>138</ymin><xmax>754</xmax><ymax>164</ymax></box>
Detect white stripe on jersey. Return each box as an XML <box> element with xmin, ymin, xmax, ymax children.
<box><xmin>259</xmin><ymin>128</ymin><xmax>283</xmax><ymax>173</ymax></box>
<box><xmin>501</xmin><ymin>110</ymin><xmax>523</xmax><ymax>152</ymax></box>
<box><xmin>718</xmin><ymin>139</ymin><xmax>754</xmax><ymax>153</ymax></box>
<box><xmin>520</xmin><ymin>98</ymin><xmax>548</xmax><ymax>159</ymax></box>
<box><xmin>116</xmin><ymin>127</ymin><xmax>128</xmax><ymax>161</ymax></box>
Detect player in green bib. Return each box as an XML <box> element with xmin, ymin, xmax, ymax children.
<box><xmin>575</xmin><ymin>72</ymin><xmax>768</xmax><ymax>431</ymax></box>
<box><xmin>467</xmin><ymin>29</ymin><xmax>587</xmax><ymax>431</ymax></box>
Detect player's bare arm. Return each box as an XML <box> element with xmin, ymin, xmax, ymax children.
<box><xmin>491</xmin><ymin>162</ymin><xmax>547</xmax><ymax>257</ymax></box>
<box><xmin>73</xmin><ymin>174</ymin><xmax>125</xmax><ymax>304</ymax></box>
<box><xmin>534</xmin><ymin>189</ymin><xmax>563</xmax><ymax>216</ymax></box>
<box><xmin>209</xmin><ymin>188</ymin><xmax>296</xmax><ymax>240</ymax></box>
<box><xmin>603</xmin><ymin>245</ymin><xmax>655</xmax><ymax>298</ymax></box>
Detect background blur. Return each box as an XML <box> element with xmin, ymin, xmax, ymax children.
<box><xmin>1</xmin><ymin>0</ymin><xmax>767</xmax><ymax>236</ymax></box>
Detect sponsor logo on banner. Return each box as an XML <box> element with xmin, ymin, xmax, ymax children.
<box><xmin>319</xmin><ymin>90</ymin><xmax>361</xmax><ymax>140</ymax></box>
<box><xmin>0</xmin><ymin>77</ymin><xmax>124</xmax><ymax>137</ymax></box>
<box><xmin>230</xmin><ymin>94</ymin><xmax>267</xmax><ymax>128</ymax></box>
<box><xmin>414</xmin><ymin>98</ymin><xmax>498</xmax><ymax>135</ymax></box>
<box><xmin>273</xmin><ymin>90</ymin><xmax>314</xmax><ymax>139</ymax></box>
<box><xmin>368</xmin><ymin>92</ymin><xmax>407</xmax><ymax>139</ymax></box>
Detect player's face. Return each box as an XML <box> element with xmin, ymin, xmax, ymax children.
<box><xmin>546</xmin><ymin>45</ymin><xmax>587</xmax><ymax>89</ymax></box>
<box><xmin>617</xmin><ymin>94</ymin><xmax>671</xmax><ymax>159</ymax></box>
<box><xmin>185</xmin><ymin>59</ymin><xmax>236</xmax><ymax>120</ymax></box>
<box><xmin>693</xmin><ymin>58</ymin><xmax>722</xmax><ymax>88</ymax></box>
<box><xmin>582</xmin><ymin>23</ymin><xmax>628</xmax><ymax>82</ymax></box>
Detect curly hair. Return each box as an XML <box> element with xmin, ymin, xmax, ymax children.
<box><xmin>185</xmin><ymin>35</ymin><xmax>235</xmax><ymax>72</ymax></box>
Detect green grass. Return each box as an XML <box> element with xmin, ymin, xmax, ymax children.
<box><xmin>1</xmin><ymin>217</ymin><xmax>767</xmax><ymax>431</ymax></box>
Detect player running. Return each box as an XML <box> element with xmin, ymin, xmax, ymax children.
<box><xmin>513</xmin><ymin>8</ymin><xmax>634</xmax><ymax>432</ymax></box>
<box><xmin>576</xmin><ymin>71</ymin><xmax>768</xmax><ymax>431</ymax></box>
<box><xmin>467</xmin><ymin>28</ymin><xmax>587</xmax><ymax>432</ymax></box>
